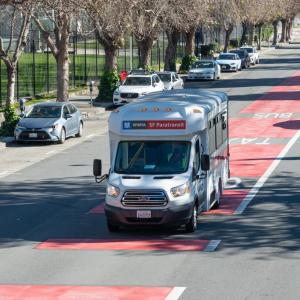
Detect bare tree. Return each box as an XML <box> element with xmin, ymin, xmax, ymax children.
<box><xmin>210</xmin><ymin>0</ymin><xmax>240</xmax><ymax>52</ymax></box>
<box><xmin>32</xmin><ymin>0</ymin><xmax>80</xmax><ymax>102</ymax></box>
<box><xmin>84</xmin><ymin>0</ymin><xmax>134</xmax><ymax>72</ymax></box>
<box><xmin>132</xmin><ymin>0</ymin><xmax>167</xmax><ymax>68</ymax></box>
<box><xmin>0</xmin><ymin>1</ymin><xmax>33</xmax><ymax>107</ymax></box>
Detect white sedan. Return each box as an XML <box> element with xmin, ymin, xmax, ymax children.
<box><xmin>187</xmin><ymin>60</ymin><xmax>221</xmax><ymax>80</ymax></box>
<box><xmin>113</xmin><ymin>71</ymin><xmax>165</xmax><ymax>106</ymax></box>
<box><xmin>216</xmin><ymin>53</ymin><xmax>242</xmax><ymax>72</ymax></box>
<box><xmin>157</xmin><ymin>72</ymin><xmax>184</xmax><ymax>89</ymax></box>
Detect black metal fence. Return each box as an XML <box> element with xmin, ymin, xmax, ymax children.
<box><xmin>0</xmin><ymin>32</ymin><xmax>188</xmax><ymax>106</ymax></box>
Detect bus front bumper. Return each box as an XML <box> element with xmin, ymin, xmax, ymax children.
<box><xmin>105</xmin><ymin>203</ymin><xmax>194</xmax><ymax>227</ymax></box>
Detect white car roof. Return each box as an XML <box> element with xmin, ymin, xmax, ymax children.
<box><xmin>109</xmin><ymin>89</ymin><xmax>227</xmax><ymax>137</ymax></box>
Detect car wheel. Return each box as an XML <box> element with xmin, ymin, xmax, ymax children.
<box><xmin>59</xmin><ymin>128</ymin><xmax>66</xmax><ymax>144</ymax></box>
<box><xmin>75</xmin><ymin>122</ymin><xmax>83</xmax><ymax>137</ymax></box>
<box><xmin>185</xmin><ymin>203</ymin><xmax>197</xmax><ymax>233</ymax></box>
<box><xmin>107</xmin><ymin>219</ymin><xmax>120</xmax><ymax>232</ymax></box>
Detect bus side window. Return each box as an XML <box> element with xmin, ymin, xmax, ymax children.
<box><xmin>194</xmin><ymin>139</ymin><xmax>201</xmax><ymax>172</ymax></box>
<box><xmin>221</xmin><ymin>112</ymin><xmax>228</xmax><ymax>142</ymax></box>
<box><xmin>209</xmin><ymin>119</ymin><xmax>216</xmax><ymax>154</ymax></box>
<box><xmin>216</xmin><ymin>115</ymin><xmax>223</xmax><ymax>148</ymax></box>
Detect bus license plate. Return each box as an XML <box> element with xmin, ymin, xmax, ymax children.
<box><xmin>137</xmin><ymin>210</ymin><xmax>151</xmax><ymax>219</ymax></box>
<box><xmin>29</xmin><ymin>133</ymin><xmax>37</xmax><ymax>138</ymax></box>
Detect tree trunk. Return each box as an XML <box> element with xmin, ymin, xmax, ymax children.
<box><xmin>136</xmin><ymin>36</ymin><xmax>154</xmax><ymax>67</ymax></box>
<box><xmin>164</xmin><ymin>29</ymin><xmax>180</xmax><ymax>71</ymax></box>
<box><xmin>185</xmin><ymin>27</ymin><xmax>196</xmax><ymax>56</ymax></box>
<box><xmin>272</xmin><ymin>20</ymin><xmax>278</xmax><ymax>46</ymax></box>
<box><xmin>6</xmin><ymin>63</ymin><xmax>16</xmax><ymax>107</ymax></box>
<box><xmin>248</xmin><ymin>24</ymin><xmax>255</xmax><ymax>45</ymax></box>
<box><xmin>103</xmin><ymin>44</ymin><xmax>118</xmax><ymax>72</ymax></box>
<box><xmin>56</xmin><ymin>50</ymin><xmax>69</xmax><ymax>102</ymax></box>
<box><xmin>223</xmin><ymin>26</ymin><xmax>233</xmax><ymax>52</ymax></box>
<box><xmin>240</xmin><ymin>22</ymin><xmax>248</xmax><ymax>46</ymax></box>
<box><xmin>280</xmin><ymin>19</ymin><xmax>287</xmax><ymax>42</ymax></box>
<box><xmin>257</xmin><ymin>24</ymin><xmax>262</xmax><ymax>50</ymax></box>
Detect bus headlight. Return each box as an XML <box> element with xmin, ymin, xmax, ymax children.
<box><xmin>170</xmin><ymin>182</ymin><xmax>190</xmax><ymax>198</ymax></box>
<box><xmin>107</xmin><ymin>183</ymin><xmax>120</xmax><ymax>198</ymax></box>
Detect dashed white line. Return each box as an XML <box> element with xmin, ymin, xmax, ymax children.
<box><xmin>165</xmin><ymin>287</ymin><xmax>186</xmax><ymax>300</ymax></box>
<box><xmin>234</xmin><ymin>129</ymin><xmax>300</xmax><ymax>214</ymax></box>
<box><xmin>86</xmin><ymin>134</ymin><xmax>95</xmax><ymax>139</ymax></box>
<box><xmin>46</xmin><ymin>150</ymin><xmax>57</xmax><ymax>155</ymax></box>
<box><xmin>0</xmin><ymin>171</ymin><xmax>9</xmax><ymax>177</ymax></box>
<box><xmin>204</xmin><ymin>240</ymin><xmax>221</xmax><ymax>252</ymax></box>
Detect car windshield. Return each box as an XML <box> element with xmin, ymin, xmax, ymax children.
<box><xmin>158</xmin><ymin>74</ymin><xmax>171</xmax><ymax>82</ymax></box>
<box><xmin>231</xmin><ymin>51</ymin><xmax>245</xmax><ymax>58</ymax></box>
<box><xmin>26</xmin><ymin>106</ymin><xmax>61</xmax><ymax>118</ymax></box>
<box><xmin>192</xmin><ymin>61</ymin><xmax>213</xmax><ymax>68</ymax></box>
<box><xmin>218</xmin><ymin>54</ymin><xmax>236</xmax><ymax>60</ymax></box>
<box><xmin>115</xmin><ymin>141</ymin><xmax>191</xmax><ymax>175</ymax></box>
<box><xmin>123</xmin><ymin>77</ymin><xmax>151</xmax><ymax>86</ymax></box>
<box><xmin>243</xmin><ymin>48</ymin><xmax>253</xmax><ymax>53</ymax></box>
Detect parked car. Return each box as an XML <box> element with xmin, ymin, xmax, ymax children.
<box><xmin>113</xmin><ymin>70</ymin><xmax>165</xmax><ymax>106</ymax></box>
<box><xmin>187</xmin><ymin>60</ymin><xmax>221</xmax><ymax>80</ymax></box>
<box><xmin>230</xmin><ymin>49</ymin><xmax>251</xmax><ymax>68</ymax></box>
<box><xmin>216</xmin><ymin>53</ymin><xmax>242</xmax><ymax>72</ymax></box>
<box><xmin>157</xmin><ymin>71</ymin><xmax>184</xmax><ymax>89</ymax></box>
<box><xmin>14</xmin><ymin>102</ymin><xmax>83</xmax><ymax>144</ymax></box>
<box><xmin>240</xmin><ymin>46</ymin><xmax>259</xmax><ymax>64</ymax></box>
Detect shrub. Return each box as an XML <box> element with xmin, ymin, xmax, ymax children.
<box><xmin>200</xmin><ymin>43</ymin><xmax>219</xmax><ymax>58</ymax></box>
<box><xmin>0</xmin><ymin>105</ymin><xmax>20</xmax><ymax>137</ymax></box>
<box><xmin>180</xmin><ymin>55</ymin><xmax>197</xmax><ymax>72</ymax></box>
<box><xmin>97</xmin><ymin>70</ymin><xmax>120</xmax><ymax>102</ymax></box>
<box><xmin>229</xmin><ymin>39</ymin><xmax>239</xmax><ymax>48</ymax></box>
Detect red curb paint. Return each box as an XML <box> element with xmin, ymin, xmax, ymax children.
<box><xmin>229</xmin><ymin>118</ymin><xmax>298</xmax><ymax>138</ymax></box>
<box><xmin>0</xmin><ymin>285</ymin><xmax>173</xmax><ymax>300</ymax></box>
<box><xmin>202</xmin><ymin>190</ymin><xmax>249</xmax><ymax>215</ymax></box>
<box><xmin>88</xmin><ymin>203</ymin><xmax>105</xmax><ymax>214</ymax></box>
<box><xmin>230</xmin><ymin>144</ymin><xmax>285</xmax><ymax>177</ymax></box>
<box><xmin>37</xmin><ymin>239</ymin><xmax>211</xmax><ymax>251</ymax></box>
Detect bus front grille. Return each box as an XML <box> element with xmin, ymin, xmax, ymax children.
<box><xmin>121</xmin><ymin>190</ymin><xmax>168</xmax><ymax>207</ymax></box>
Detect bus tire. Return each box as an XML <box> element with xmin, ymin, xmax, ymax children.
<box><xmin>185</xmin><ymin>203</ymin><xmax>197</xmax><ymax>233</ymax></box>
<box><xmin>212</xmin><ymin>180</ymin><xmax>222</xmax><ymax>209</ymax></box>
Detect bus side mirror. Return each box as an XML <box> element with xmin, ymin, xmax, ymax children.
<box><xmin>201</xmin><ymin>154</ymin><xmax>210</xmax><ymax>171</ymax></box>
<box><xmin>93</xmin><ymin>159</ymin><xmax>102</xmax><ymax>177</ymax></box>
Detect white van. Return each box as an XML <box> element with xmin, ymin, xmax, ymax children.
<box><xmin>93</xmin><ymin>89</ymin><xmax>229</xmax><ymax>232</ymax></box>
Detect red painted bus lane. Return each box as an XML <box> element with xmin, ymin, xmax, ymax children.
<box><xmin>36</xmin><ymin>239</ymin><xmax>220</xmax><ymax>252</ymax></box>
<box><xmin>0</xmin><ymin>285</ymin><xmax>178</xmax><ymax>300</ymax></box>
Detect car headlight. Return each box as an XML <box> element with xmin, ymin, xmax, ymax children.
<box><xmin>16</xmin><ymin>124</ymin><xmax>26</xmax><ymax>130</ymax></box>
<box><xmin>107</xmin><ymin>183</ymin><xmax>120</xmax><ymax>198</ymax></box>
<box><xmin>170</xmin><ymin>182</ymin><xmax>190</xmax><ymax>198</ymax></box>
<box><xmin>51</xmin><ymin>124</ymin><xmax>59</xmax><ymax>130</ymax></box>
<box><xmin>113</xmin><ymin>89</ymin><xmax>120</xmax><ymax>96</ymax></box>
<box><xmin>230</xmin><ymin>63</ymin><xmax>237</xmax><ymax>66</ymax></box>
<box><xmin>141</xmin><ymin>92</ymin><xmax>148</xmax><ymax>96</ymax></box>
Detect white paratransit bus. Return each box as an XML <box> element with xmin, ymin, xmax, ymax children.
<box><xmin>93</xmin><ymin>89</ymin><xmax>229</xmax><ymax>232</ymax></box>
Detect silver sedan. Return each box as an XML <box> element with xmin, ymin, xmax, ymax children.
<box><xmin>157</xmin><ymin>71</ymin><xmax>184</xmax><ymax>90</ymax></box>
<box><xmin>14</xmin><ymin>102</ymin><xmax>83</xmax><ymax>144</ymax></box>
<box><xmin>187</xmin><ymin>60</ymin><xmax>221</xmax><ymax>80</ymax></box>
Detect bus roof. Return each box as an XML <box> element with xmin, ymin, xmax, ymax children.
<box><xmin>109</xmin><ymin>89</ymin><xmax>228</xmax><ymax>137</ymax></box>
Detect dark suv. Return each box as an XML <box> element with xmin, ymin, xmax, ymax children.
<box><xmin>230</xmin><ymin>49</ymin><xmax>251</xmax><ymax>69</ymax></box>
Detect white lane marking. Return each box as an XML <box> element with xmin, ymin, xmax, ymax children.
<box><xmin>86</xmin><ymin>134</ymin><xmax>95</xmax><ymax>139</ymax></box>
<box><xmin>46</xmin><ymin>150</ymin><xmax>57</xmax><ymax>155</ymax></box>
<box><xmin>204</xmin><ymin>240</ymin><xmax>221</xmax><ymax>252</ymax></box>
<box><xmin>0</xmin><ymin>171</ymin><xmax>9</xmax><ymax>178</ymax></box>
<box><xmin>234</xmin><ymin>129</ymin><xmax>300</xmax><ymax>215</ymax></box>
<box><xmin>165</xmin><ymin>287</ymin><xmax>186</xmax><ymax>300</ymax></box>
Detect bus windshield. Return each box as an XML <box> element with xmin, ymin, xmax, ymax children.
<box><xmin>115</xmin><ymin>141</ymin><xmax>191</xmax><ymax>174</ymax></box>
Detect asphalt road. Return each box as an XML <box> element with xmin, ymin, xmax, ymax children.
<box><xmin>0</xmin><ymin>45</ymin><xmax>299</xmax><ymax>300</ymax></box>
